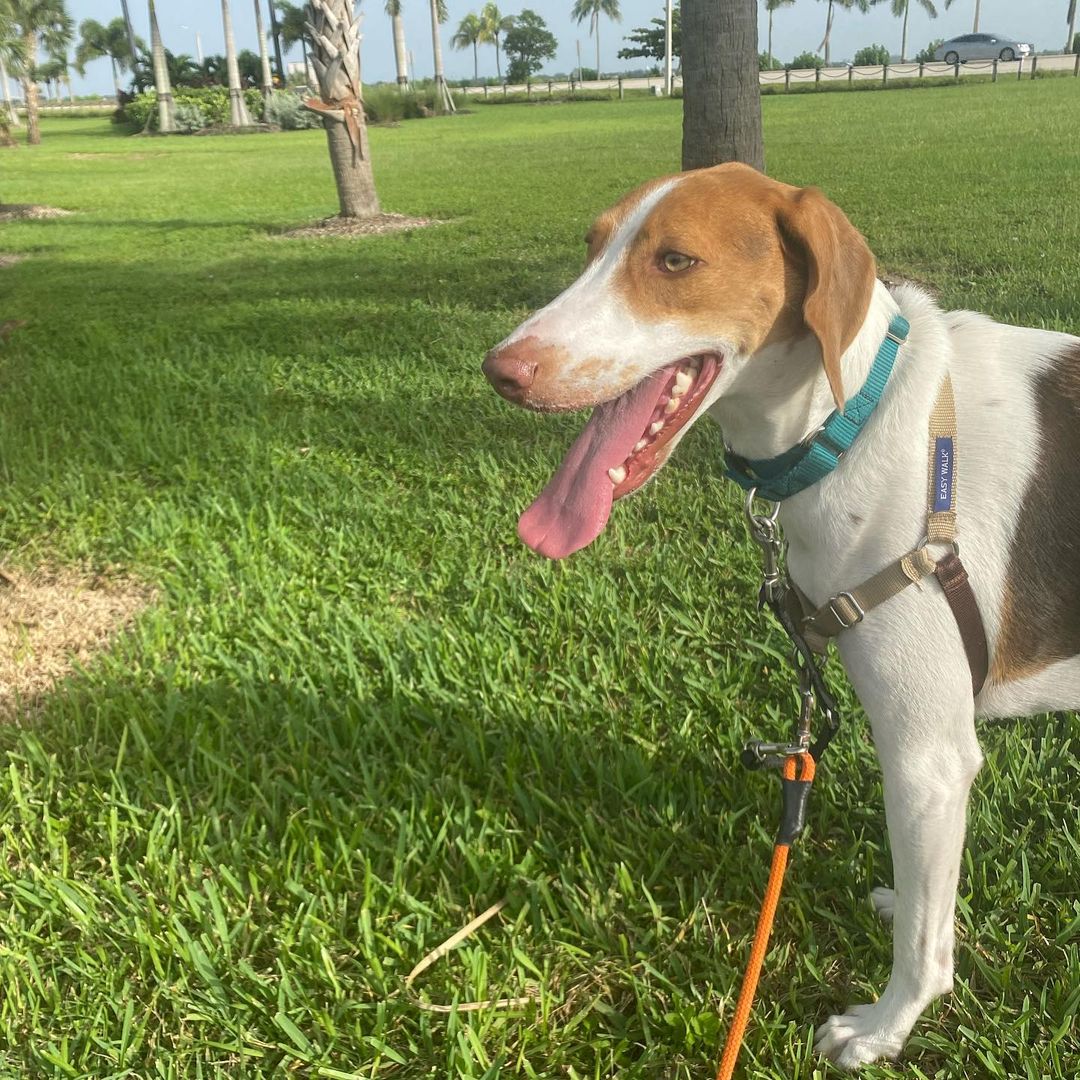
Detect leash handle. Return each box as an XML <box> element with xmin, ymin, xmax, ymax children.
<box><xmin>715</xmin><ymin>754</ymin><xmax>816</xmax><ymax>1080</ymax></box>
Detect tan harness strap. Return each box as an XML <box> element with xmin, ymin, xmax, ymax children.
<box><xmin>795</xmin><ymin>376</ymin><xmax>990</xmax><ymax>693</ymax></box>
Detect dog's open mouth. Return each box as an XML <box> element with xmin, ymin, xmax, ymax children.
<box><xmin>518</xmin><ymin>354</ymin><xmax>722</xmax><ymax>558</ymax></box>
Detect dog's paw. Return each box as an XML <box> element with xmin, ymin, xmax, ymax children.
<box><xmin>870</xmin><ymin>886</ymin><xmax>895</xmax><ymax>923</ymax></box>
<box><xmin>814</xmin><ymin>1004</ymin><xmax>905</xmax><ymax>1069</ymax></box>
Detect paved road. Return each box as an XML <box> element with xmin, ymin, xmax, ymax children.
<box><xmin>460</xmin><ymin>52</ymin><xmax>1079</xmax><ymax>97</ymax></box>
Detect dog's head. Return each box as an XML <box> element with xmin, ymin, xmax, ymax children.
<box><xmin>483</xmin><ymin>163</ymin><xmax>876</xmax><ymax>559</ymax></box>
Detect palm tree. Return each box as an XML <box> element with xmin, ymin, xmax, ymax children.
<box><xmin>220</xmin><ymin>1</ymin><xmax>252</xmax><ymax>125</ymax></box>
<box><xmin>763</xmin><ymin>1</ymin><xmax>795</xmax><ymax>68</ymax></box>
<box><xmin>147</xmin><ymin>0</ymin><xmax>174</xmax><ymax>132</ymax></box>
<box><xmin>75</xmin><ymin>17</ymin><xmax>143</xmax><ymax>97</ymax></box>
<box><xmin>4</xmin><ymin>0</ymin><xmax>73</xmax><ymax>144</ymax></box>
<box><xmin>479</xmin><ymin>3</ymin><xmax>513</xmax><ymax>80</ymax></box>
<box><xmin>385</xmin><ymin>1</ymin><xmax>409</xmax><ymax>89</ymax></box>
<box><xmin>164</xmin><ymin>50</ymin><xmax>198</xmax><ymax>87</ymax></box>
<box><xmin>0</xmin><ymin>8</ymin><xmax>24</xmax><ymax>127</ymax></box>
<box><xmin>873</xmin><ymin>0</ymin><xmax>952</xmax><ymax>63</ymax></box>
<box><xmin>1067</xmin><ymin>0</ymin><xmax>1078</xmax><ymax>54</ymax></box>
<box><xmin>451</xmin><ymin>12</ymin><xmax>484</xmax><ymax>80</ymax></box>
<box><xmin>277</xmin><ymin>1</ymin><xmax>311</xmax><ymax>83</ymax></box>
<box><xmin>571</xmin><ymin>0</ymin><xmax>620</xmax><ymax>80</ymax></box>
<box><xmin>253</xmin><ymin>0</ymin><xmax>273</xmax><ymax>96</ymax></box>
<box><xmin>817</xmin><ymin>0</ymin><xmax>870</xmax><ymax>66</ymax></box>
<box><xmin>304</xmin><ymin>0</ymin><xmax>380</xmax><ymax>217</ymax></box>
<box><xmin>429</xmin><ymin>0</ymin><xmax>455</xmax><ymax>111</ymax></box>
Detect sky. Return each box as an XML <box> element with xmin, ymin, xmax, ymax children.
<box><xmin>51</xmin><ymin>2</ymin><xmax>1077</xmax><ymax>96</ymax></box>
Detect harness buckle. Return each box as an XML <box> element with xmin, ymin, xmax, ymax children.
<box><xmin>827</xmin><ymin>591</ymin><xmax>865</xmax><ymax>629</ymax></box>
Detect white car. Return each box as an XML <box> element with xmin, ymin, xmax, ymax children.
<box><xmin>933</xmin><ymin>33</ymin><xmax>1033</xmax><ymax>64</ymax></box>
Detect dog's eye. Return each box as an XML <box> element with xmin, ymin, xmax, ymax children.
<box><xmin>660</xmin><ymin>251</ymin><xmax>695</xmax><ymax>273</ymax></box>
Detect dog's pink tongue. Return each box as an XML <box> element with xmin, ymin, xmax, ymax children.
<box><xmin>517</xmin><ymin>368</ymin><xmax>674</xmax><ymax>559</ymax></box>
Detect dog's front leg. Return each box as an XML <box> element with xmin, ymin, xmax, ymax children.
<box><xmin>814</xmin><ymin>627</ymin><xmax>982</xmax><ymax>1069</ymax></box>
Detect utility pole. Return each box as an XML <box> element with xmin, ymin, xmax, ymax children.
<box><xmin>664</xmin><ymin>0</ymin><xmax>673</xmax><ymax>95</ymax></box>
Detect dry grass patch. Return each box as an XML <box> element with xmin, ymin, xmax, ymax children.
<box><xmin>0</xmin><ymin>253</ymin><xmax>24</xmax><ymax>268</ymax></box>
<box><xmin>281</xmin><ymin>211</ymin><xmax>437</xmax><ymax>239</ymax></box>
<box><xmin>0</xmin><ymin>565</ymin><xmax>153</xmax><ymax>720</ymax></box>
<box><xmin>0</xmin><ymin>203</ymin><xmax>72</xmax><ymax>221</ymax></box>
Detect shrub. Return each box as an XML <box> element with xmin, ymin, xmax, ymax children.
<box><xmin>173</xmin><ymin>102</ymin><xmax>206</xmax><ymax>134</ymax></box>
<box><xmin>263</xmin><ymin>90</ymin><xmax>322</xmax><ymax>129</ymax></box>
<box><xmin>853</xmin><ymin>44</ymin><xmax>891</xmax><ymax>66</ymax></box>
<box><xmin>789</xmin><ymin>51</ymin><xmax>825</xmax><ymax>70</ymax></box>
<box><xmin>116</xmin><ymin>86</ymin><xmax>265</xmax><ymax>131</ymax></box>
<box><xmin>916</xmin><ymin>39</ymin><xmax>944</xmax><ymax>63</ymax></box>
<box><xmin>362</xmin><ymin>84</ymin><xmax>467</xmax><ymax>122</ymax></box>
<box><xmin>759</xmin><ymin>52</ymin><xmax>783</xmax><ymax>70</ymax></box>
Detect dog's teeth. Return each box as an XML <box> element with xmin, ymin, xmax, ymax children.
<box><xmin>649</xmin><ymin>421</ymin><xmax>664</xmax><ymax>435</ymax></box>
<box><xmin>607</xmin><ymin>466</ymin><xmax>627</xmax><ymax>485</ymax></box>
<box><xmin>633</xmin><ymin>439</ymin><xmax>648</xmax><ymax>452</ymax></box>
<box><xmin>673</xmin><ymin>371</ymin><xmax>693</xmax><ymax>395</ymax></box>
<box><xmin>664</xmin><ymin>396</ymin><xmax>681</xmax><ymax>415</ymax></box>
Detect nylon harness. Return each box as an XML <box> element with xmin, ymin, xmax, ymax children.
<box><xmin>726</xmin><ymin>315</ymin><xmax>989</xmax><ymax>694</ymax></box>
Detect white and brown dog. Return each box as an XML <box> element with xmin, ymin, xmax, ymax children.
<box><xmin>482</xmin><ymin>163</ymin><xmax>1080</xmax><ymax>1068</ymax></box>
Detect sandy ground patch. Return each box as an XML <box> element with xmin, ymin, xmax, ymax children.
<box><xmin>0</xmin><ymin>203</ymin><xmax>72</xmax><ymax>221</ymax></box>
<box><xmin>0</xmin><ymin>253</ymin><xmax>24</xmax><ymax>268</ymax></box>
<box><xmin>0</xmin><ymin>566</ymin><xmax>154</xmax><ymax>720</ymax></box>
<box><xmin>281</xmin><ymin>212</ymin><xmax>437</xmax><ymax>238</ymax></box>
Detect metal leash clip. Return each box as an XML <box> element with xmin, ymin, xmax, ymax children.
<box><xmin>743</xmin><ymin>487</ymin><xmax>784</xmax><ymax>608</ymax></box>
<box><xmin>741</xmin><ymin>647</ymin><xmax>817</xmax><ymax>771</ymax></box>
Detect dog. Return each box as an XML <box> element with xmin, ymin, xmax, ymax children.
<box><xmin>481</xmin><ymin>163</ymin><xmax>1080</xmax><ymax>1068</ymax></box>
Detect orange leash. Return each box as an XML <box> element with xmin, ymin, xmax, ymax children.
<box><xmin>715</xmin><ymin>752</ymin><xmax>816</xmax><ymax>1080</ymax></box>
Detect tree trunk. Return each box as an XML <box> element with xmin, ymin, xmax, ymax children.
<box><xmin>301</xmin><ymin>36</ymin><xmax>310</xmax><ymax>83</ymax></box>
<box><xmin>1</xmin><ymin>55</ymin><xmax>20</xmax><ymax>126</ymax></box>
<box><xmin>473</xmin><ymin>41</ymin><xmax>478</xmax><ymax>80</ymax></box>
<box><xmin>595</xmin><ymin>15</ymin><xmax>601</xmax><ymax>79</ymax></box>
<box><xmin>392</xmin><ymin>13</ymin><xmax>410</xmax><ymax>89</ymax></box>
<box><xmin>768</xmin><ymin>8</ymin><xmax>774</xmax><ymax>65</ymax></box>
<box><xmin>306</xmin><ymin>0</ymin><xmax>382</xmax><ymax>218</ymax></box>
<box><xmin>429</xmin><ymin>0</ymin><xmax>456</xmax><ymax>111</ymax></box>
<box><xmin>254</xmin><ymin>0</ymin><xmax>274</xmax><ymax>97</ymax></box>
<box><xmin>681</xmin><ymin>0</ymin><xmax>764</xmax><ymax>172</ymax></box>
<box><xmin>22</xmin><ymin>32</ymin><xmax>41</xmax><ymax>144</ymax></box>
<box><xmin>973</xmin><ymin>0</ymin><xmax>981</xmax><ymax>33</ymax></box>
<box><xmin>822</xmin><ymin>0</ymin><xmax>835</xmax><ymax>66</ymax></box>
<box><xmin>148</xmin><ymin>0</ymin><xmax>176</xmax><ymax>132</ymax></box>
<box><xmin>664</xmin><ymin>0</ymin><xmax>674</xmax><ymax>92</ymax></box>
<box><xmin>324</xmin><ymin>119</ymin><xmax>379</xmax><ymax>216</ymax></box>
<box><xmin>495</xmin><ymin>33</ymin><xmax>502</xmax><ymax>79</ymax></box>
<box><xmin>120</xmin><ymin>0</ymin><xmax>139</xmax><ymax>63</ymax></box>
<box><xmin>901</xmin><ymin>0</ymin><xmax>909</xmax><ymax>63</ymax></box>
<box><xmin>1067</xmin><ymin>1</ymin><xmax>1078</xmax><ymax>53</ymax></box>
<box><xmin>222</xmin><ymin>1</ymin><xmax>253</xmax><ymax>125</ymax></box>
<box><xmin>267</xmin><ymin>1</ymin><xmax>286</xmax><ymax>84</ymax></box>
<box><xmin>110</xmin><ymin>55</ymin><xmax>122</xmax><ymax>97</ymax></box>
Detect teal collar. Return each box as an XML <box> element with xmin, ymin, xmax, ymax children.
<box><xmin>725</xmin><ymin>314</ymin><xmax>910</xmax><ymax>502</ymax></box>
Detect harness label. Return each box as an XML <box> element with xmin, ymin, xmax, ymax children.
<box><xmin>934</xmin><ymin>436</ymin><xmax>954</xmax><ymax>511</ymax></box>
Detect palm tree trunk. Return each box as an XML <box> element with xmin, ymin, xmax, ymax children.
<box><xmin>495</xmin><ymin>33</ymin><xmax>501</xmax><ymax>79</ymax></box>
<box><xmin>392</xmin><ymin>13</ymin><xmax>410</xmax><ymax>89</ymax></box>
<box><xmin>254</xmin><ymin>0</ymin><xmax>274</xmax><ymax>97</ymax></box>
<box><xmin>768</xmin><ymin>8</ymin><xmax>774</xmax><ymax>65</ymax></box>
<box><xmin>429</xmin><ymin>0</ymin><xmax>455</xmax><ymax>112</ymax></box>
<box><xmin>222</xmin><ymin>1</ymin><xmax>253</xmax><ymax>125</ymax></box>
<box><xmin>148</xmin><ymin>0</ymin><xmax>176</xmax><ymax>132</ymax></box>
<box><xmin>120</xmin><ymin>0</ymin><xmax>139</xmax><ymax>63</ymax></box>
<box><xmin>972</xmin><ymin>0</ymin><xmax>981</xmax><ymax>32</ymax></box>
<box><xmin>21</xmin><ymin>30</ymin><xmax>41</xmax><ymax>144</ymax></box>
<box><xmin>1067</xmin><ymin>1</ymin><xmax>1078</xmax><ymax>53</ymax></box>
<box><xmin>595</xmin><ymin>14</ymin><xmax>600</xmax><ymax>78</ymax></box>
<box><xmin>824</xmin><ymin>0</ymin><xmax>835</xmax><ymax>65</ymax></box>
<box><xmin>302</xmin><ymin>36</ymin><xmax>311</xmax><ymax>83</ymax></box>
<box><xmin>1</xmin><ymin>55</ymin><xmax>20</xmax><ymax>126</ymax></box>
<box><xmin>473</xmin><ymin>41</ymin><xmax>478</xmax><ymax>80</ymax></box>
<box><xmin>65</xmin><ymin>74</ymin><xmax>75</xmax><ymax>105</ymax></box>
<box><xmin>110</xmin><ymin>55</ymin><xmax>122</xmax><ymax>97</ymax></box>
<box><xmin>681</xmin><ymin>0</ymin><xmax>763</xmax><ymax>171</ymax></box>
<box><xmin>306</xmin><ymin>0</ymin><xmax>381</xmax><ymax>218</ymax></box>
<box><xmin>900</xmin><ymin>0</ymin><xmax>910</xmax><ymax>63</ymax></box>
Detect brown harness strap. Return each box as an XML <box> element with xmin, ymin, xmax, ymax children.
<box><xmin>934</xmin><ymin>553</ymin><xmax>989</xmax><ymax>694</ymax></box>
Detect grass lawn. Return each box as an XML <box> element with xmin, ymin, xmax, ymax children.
<box><xmin>1</xmin><ymin>79</ymin><xmax>1079</xmax><ymax>1078</ymax></box>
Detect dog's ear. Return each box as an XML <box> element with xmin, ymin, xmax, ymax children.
<box><xmin>779</xmin><ymin>187</ymin><xmax>876</xmax><ymax>409</ymax></box>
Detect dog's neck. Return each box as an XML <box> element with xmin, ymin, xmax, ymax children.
<box><xmin>709</xmin><ymin>281</ymin><xmax>900</xmax><ymax>462</ymax></box>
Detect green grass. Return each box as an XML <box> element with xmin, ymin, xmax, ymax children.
<box><xmin>0</xmin><ymin>79</ymin><xmax>1078</xmax><ymax>1078</ymax></box>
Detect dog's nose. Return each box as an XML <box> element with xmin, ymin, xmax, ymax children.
<box><xmin>483</xmin><ymin>343</ymin><xmax>538</xmax><ymax>404</ymax></box>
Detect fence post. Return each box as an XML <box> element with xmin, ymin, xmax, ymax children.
<box><xmin>882</xmin><ymin>63</ymin><xmax>888</xmax><ymax>87</ymax></box>
<box><xmin>1017</xmin><ymin>56</ymin><xmax>1023</xmax><ymax>80</ymax></box>
<box><xmin>502</xmin><ymin>82</ymin><xmax>507</xmax><ymax>98</ymax></box>
<box><xmin>618</xmin><ymin>75</ymin><xmax>623</xmax><ymax>100</ymax></box>
<box><xmin>785</xmin><ymin>67</ymin><xmax>791</xmax><ymax>92</ymax></box>
<box><xmin>992</xmin><ymin>58</ymin><xmax>998</xmax><ymax>82</ymax></box>
<box><xmin>1075</xmin><ymin>51</ymin><xmax>1080</xmax><ymax>76</ymax></box>
<box><xmin>548</xmin><ymin>80</ymin><xmax>553</xmax><ymax>97</ymax></box>
<box><xmin>848</xmin><ymin>64</ymin><xmax>853</xmax><ymax>85</ymax></box>
<box><xmin>954</xmin><ymin>58</ymin><xmax>960</xmax><ymax>81</ymax></box>
<box><xmin>526</xmin><ymin>79</ymin><xmax>531</xmax><ymax>99</ymax></box>
<box><xmin>815</xmin><ymin>66</ymin><xmax>821</xmax><ymax>87</ymax></box>
<box><xmin>1030</xmin><ymin>53</ymin><xmax>1038</xmax><ymax>79</ymax></box>
<box><xmin>919</xmin><ymin>60</ymin><xmax>924</xmax><ymax>79</ymax></box>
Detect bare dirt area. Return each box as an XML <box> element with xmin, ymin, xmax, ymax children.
<box><xmin>281</xmin><ymin>212</ymin><xmax>437</xmax><ymax>239</ymax></box>
<box><xmin>0</xmin><ymin>203</ymin><xmax>72</xmax><ymax>222</ymax></box>
<box><xmin>0</xmin><ymin>253</ymin><xmax>24</xmax><ymax>268</ymax></box>
<box><xmin>0</xmin><ymin>565</ymin><xmax>154</xmax><ymax>720</ymax></box>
